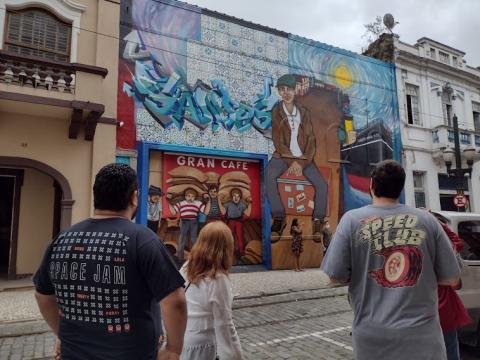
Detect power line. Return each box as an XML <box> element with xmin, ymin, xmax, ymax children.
<box><xmin>0</xmin><ymin>5</ymin><xmax>396</xmax><ymax>96</ymax></box>
<box><xmin>121</xmin><ymin>0</ymin><xmax>390</xmax><ymax>66</ymax></box>
<box><xmin>1</xmin><ymin>5</ymin><xmax>478</xmax><ymax>128</ymax></box>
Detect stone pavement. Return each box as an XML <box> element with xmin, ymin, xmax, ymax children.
<box><xmin>1</xmin><ymin>270</ymin><xmax>479</xmax><ymax>359</ymax></box>
<box><xmin>235</xmin><ymin>287</ymin><xmax>353</xmax><ymax>359</ymax></box>
<box><xmin>0</xmin><ymin>269</ymin><xmax>331</xmax><ymax>323</ymax></box>
<box><xmin>0</xmin><ymin>286</ymin><xmax>351</xmax><ymax>360</ymax></box>
<box><xmin>0</xmin><ymin>269</ymin><xmax>342</xmax><ymax>359</ymax></box>
<box><xmin>0</xmin><ymin>333</ymin><xmax>55</xmax><ymax>360</ymax></box>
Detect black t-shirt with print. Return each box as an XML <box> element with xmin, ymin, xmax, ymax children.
<box><xmin>33</xmin><ymin>217</ymin><xmax>184</xmax><ymax>360</ymax></box>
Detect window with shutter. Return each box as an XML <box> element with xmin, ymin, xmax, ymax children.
<box><xmin>4</xmin><ymin>8</ymin><xmax>71</xmax><ymax>62</ymax></box>
<box><xmin>405</xmin><ymin>84</ymin><xmax>421</xmax><ymax>126</ymax></box>
<box><xmin>473</xmin><ymin>102</ymin><xmax>480</xmax><ymax>132</ymax></box>
<box><xmin>413</xmin><ymin>172</ymin><xmax>426</xmax><ymax>208</ymax></box>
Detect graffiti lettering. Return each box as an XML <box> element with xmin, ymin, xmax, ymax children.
<box><xmin>123</xmin><ymin>56</ymin><xmax>276</xmax><ymax>136</ymax></box>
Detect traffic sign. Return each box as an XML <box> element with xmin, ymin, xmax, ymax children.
<box><xmin>453</xmin><ymin>195</ymin><xmax>468</xmax><ymax>208</ymax></box>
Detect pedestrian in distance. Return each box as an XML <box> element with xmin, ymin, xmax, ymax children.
<box><xmin>180</xmin><ymin>221</ymin><xmax>243</xmax><ymax>360</ymax></box>
<box><xmin>322</xmin><ymin>160</ymin><xmax>462</xmax><ymax>360</ymax></box>
<box><xmin>322</xmin><ymin>220</ymin><xmax>332</xmax><ymax>256</ymax></box>
<box><xmin>33</xmin><ymin>163</ymin><xmax>187</xmax><ymax>360</ymax></box>
<box><xmin>290</xmin><ymin>218</ymin><xmax>304</xmax><ymax>272</ymax></box>
<box><xmin>430</xmin><ymin>211</ymin><xmax>472</xmax><ymax>360</ymax></box>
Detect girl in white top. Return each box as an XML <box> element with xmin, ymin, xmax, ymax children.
<box><xmin>180</xmin><ymin>221</ymin><xmax>243</xmax><ymax>360</ymax></box>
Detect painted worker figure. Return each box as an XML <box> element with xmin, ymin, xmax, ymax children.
<box><xmin>203</xmin><ymin>184</ymin><xmax>225</xmax><ymax>222</ymax></box>
<box><xmin>266</xmin><ymin>74</ymin><xmax>328</xmax><ymax>238</ymax></box>
<box><xmin>221</xmin><ymin>189</ymin><xmax>252</xmax><ymax>257</ymax></box>
<box><xmin>168</xmin><ymin>188</ymin><xmax>205</xmax><ymax>261</ymax></box>
<box><xmin>147</xmin><ymin>185</ymin><xmax>163</xmax><ymax>234</ymax></box>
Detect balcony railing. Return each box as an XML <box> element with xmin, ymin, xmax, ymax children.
<box><xmin>433</xmin><ymin>124</ymin><xmax>480</xmax><ymax>150</ymax></box>
<box><xmin>0</xmin><ymin>50</ymin><xmax>108</xmax><ymax>94</ymax></box>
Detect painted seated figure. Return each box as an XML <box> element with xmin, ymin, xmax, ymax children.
<box><xmin>266</xmin><ymin>74</ymin><xmax>328</xmax><ymax>238</ymax></box>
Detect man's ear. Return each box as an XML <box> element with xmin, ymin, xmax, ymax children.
<box><xmin>131</xmin><ymin>189</ymin><xmax>138</xmax><ymax>208</ymax></box>
<box><xmin>369</xmin><ymin>178</ymin><xmax>374</xmax><ymax>198</ymax></box>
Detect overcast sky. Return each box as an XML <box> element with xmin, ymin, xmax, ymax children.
<box><xmin>186</xmin><ymin>0</ymin><xmax>480</xmax><ymax>66</ymax></box>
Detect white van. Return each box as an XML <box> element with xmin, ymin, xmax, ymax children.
<box><xmin>431</xmin><ymin>211</ymin><xmax>480</xmax><ymax>347</ymax></box>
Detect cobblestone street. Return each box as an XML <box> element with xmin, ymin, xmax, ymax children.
<box><xmin>236</xmin><ymin>288</ymin><xmax>353</xmax><ymax>359</ymax></box>
<box><xmin>0</xmin><ymin>287</ymin><xmax>353</xmax><ymax>360</ymax></box>
<box><xmin>1</xmin><ymin>272</ymin><xmax>479</xmax><ymax>359</ymax></box>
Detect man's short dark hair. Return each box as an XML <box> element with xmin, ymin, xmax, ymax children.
<box><xmin>208</xmin><ymin>184</ymin><xmax>219</xmax><ymax>191</ymax></box>
<box><xmin>370</xmin><ymin>160</ymin><xmax>405</xmax><ymax>199</ymax></box>
<box><xmin>93</xmin><ymin>163</ymin><xmax>138</xmax><ymax>211</ymax></box>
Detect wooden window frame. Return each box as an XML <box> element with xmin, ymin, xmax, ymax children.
<box><xmin>4</xmin><ymin>7</ymin><xmax>72</xmax><ymax>62</ymax></box>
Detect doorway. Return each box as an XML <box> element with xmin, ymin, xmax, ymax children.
<box><xmin>0</xmin><ymin>169</ymin><xmax>23</xmax><ymax>279</ymax></box>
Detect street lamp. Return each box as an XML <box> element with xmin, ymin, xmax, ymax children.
<box><xmin>442</xmin><ymin>114</ymin><xmax>475</xmax><ymax>193</ymax></box>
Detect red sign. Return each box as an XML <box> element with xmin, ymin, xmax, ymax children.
<box><xmin>453</xmin><ymin>195</ymin><xmax>468</xmax><ymax>208</ymax></box>
<box><xmin>162</xmin><ymin>153</ymin><xmax>262</xmax><ymax>219</ymax></box>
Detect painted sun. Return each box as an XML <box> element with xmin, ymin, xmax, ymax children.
<box><xmin>334</xmin><ymin>65</ymin><xmax>353</xmax><ymax>89</ymax></box>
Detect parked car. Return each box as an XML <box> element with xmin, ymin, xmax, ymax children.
<box><xmin>431</xmin><ymin>211</ymin><xmax>480</xmax><ymax>347</ymax></box>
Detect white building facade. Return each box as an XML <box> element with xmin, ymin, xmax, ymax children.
<box><xmin>392</xmin><ymin>37</ymin><xmax>480</xmax><ymax>212</ymax></box>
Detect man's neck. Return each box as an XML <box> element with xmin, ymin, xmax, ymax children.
<box><xmin>283</xmin><ymin>101</ymin><xmax>295</xmax><ymax>115</ymax></box>
<box><xmin>94</xmin><ymin>209</ymin><xmax>130</xmax><ymax>219</ymax></box>
<box><xmin>372</xmin><ymin>197</ymin><xmax>399</xmax><ymax>206</ymax></box>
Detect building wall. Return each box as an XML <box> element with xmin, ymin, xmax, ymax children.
<box><xmin>0</xmin><ymin>111</ymin><xmax>116</xmax><ymax>275</ymax></box>
<box><xmin>395</xmin><ymin>37</ymin><xmax>480</xmax><ymax>211</ymax></box>
<box><xmin>0</xmin><ymin>0</ymin><xmax>119</xmax><ymax>276</ymax></box>
<box><xmin>0</xmin><ymin>0</ymin><xmax>120</xmax><ymax>115</ymax></box>
<box><xmin>0</xmin><ymin>111</ymin><xmax>94</xmax><ymax>221</ymax></box>
<box><xmin>16</xmin><ymin>168</ymin><xmax>55</xmax><ymax>274</ymax></box>
<box><xmin>118</xmin><ymin>0</ymin><xmax>401</xmax><ymax>269</ymax></box>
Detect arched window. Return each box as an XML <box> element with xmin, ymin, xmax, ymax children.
<box><xmin>4</xmin><ymin>8</ymin><xmax>71</xmax><ymax>62</ymax></box>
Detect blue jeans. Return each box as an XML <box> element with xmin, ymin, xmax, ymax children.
<box><xmin>443</xmin><ymin>329</ymin><xmax>460</xmax><ymax>360</ymax></box>
<box><xmin>178</xmin><ymin>219</ymin><xmax>198</xmax><ymax>260</ymax></box>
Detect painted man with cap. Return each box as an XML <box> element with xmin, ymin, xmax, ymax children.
<box><xmin>267</xmin><ymin>74</ymin><xmax>328</xmax><ymax>238</ymax></box>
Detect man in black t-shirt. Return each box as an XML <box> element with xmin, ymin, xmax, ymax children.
<box><xmin>34</xmin><ymin>163</ymin><xmax>187</xmax><ymax>360</ymax></box>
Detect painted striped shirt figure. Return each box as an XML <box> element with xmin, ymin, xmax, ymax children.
<box><xmin>174</xmin><ymin>200</ymin><xmax>205</xmax><ymax>219</ymax></box>
<box><xmin>169</xmin><ymin>188</ymin><xmax>206</xmax><ymax>261</ymax></box>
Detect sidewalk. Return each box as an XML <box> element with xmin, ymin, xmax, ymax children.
<box><xmin>0</xmin><ymin>276</ymin><xmax>33</xmax><ymax>292</ymax></box>
<box><xmin>0</xmin><ymin>269</ymin><xmax>334</xmax><ymax>324</ymax></box>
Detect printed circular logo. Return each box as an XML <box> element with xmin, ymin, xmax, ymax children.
<box><xmin>384</xmin><ymin>251</ymin><xmax>408</xmax><ymax>284</ymax></box>
<box><xmin>369</xmin><ymin>245</ymin><xmax>423</xmax><ymax>288</ymax></box>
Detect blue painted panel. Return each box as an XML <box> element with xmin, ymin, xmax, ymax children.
<box><xmin>116</xmin><ymin>156</ymin><xmax>131</xmax><ymax>165</ymax></box>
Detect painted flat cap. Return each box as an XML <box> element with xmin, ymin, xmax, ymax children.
<box><xmin>148</xmin><ymin>185</ymin><xmax>163</xmax><ymax>196</ymax></box>
<box><xmin>276</xmin><ymin>74</ymin><xmax>296</xmax><ymax>88</ymax></box>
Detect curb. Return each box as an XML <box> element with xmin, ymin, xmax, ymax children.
<box><xmin>233</xmin><ymin>286</ymin><xmax>348</xmax><ymax>309</ymax></box>
<box><xmin>0</xmin><ymin>286</ymin><xmax>349</xmax><ymax>338</ymax></box>
<box><xmin>0</xmin><ymin>285</ymin><xmax>34</xmax><ymax>293</ymax></box>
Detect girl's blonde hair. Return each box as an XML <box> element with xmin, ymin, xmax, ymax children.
<box><xmin>186</xmin><ymin>221</ymin><xmax>234</xmax><ymax>284</ymax></box>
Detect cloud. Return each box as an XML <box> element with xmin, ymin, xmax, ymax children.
<box><xmin>186</xmin><ymin>0</ymin><xmax>480</xmax><ymax>65</ymax></box>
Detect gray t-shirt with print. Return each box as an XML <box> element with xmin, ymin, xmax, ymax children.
<box><xmin>322</xmin><ymin>204</ymin><xmax>461</xmax><ymax>360</ymax></box>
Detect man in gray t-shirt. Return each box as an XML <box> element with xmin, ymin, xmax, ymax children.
<box><xmin>322</xmin><ymin>160</ymin><xmax>461</xmax><ymax>360</ymax></box>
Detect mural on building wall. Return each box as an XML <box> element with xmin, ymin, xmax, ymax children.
<box><xmin>152</xmin><ymin>154</ymin><xmax>262</xmax><ymax>266</ymax></box>
<box><xmin>117</xmin><ymin>0</ymin><xmax>401</xmax><ymax>269</ymax></box>
<box><xmin>288</xmin><ymin>37</ymin><xmax>401</xmax><ymax>211</ymax></box>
